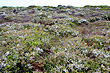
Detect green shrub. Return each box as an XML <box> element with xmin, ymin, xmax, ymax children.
<box><xmin>44</xmin><ymin>25</ymin><xmax>80</xmax><ymax>37</ymax></box>
<box><xmin>4</xmin><ymin>16</ymin><xmax>12</xmax><ymax>21</ymax></box>
<box><xmin>72</xmin><ymin>20</ymin><xmax>79</xmax><ymax>25</ymax></box>
<box><xmin>108</xmin><ymin>15</ymin><xmax>110</xmax><ymax>20</ymax></box>
<box><xmin>2</xmin><ymin>6</ymin><xmax>8</xmax><ymax>8</ymax></box>
<box><xmin>82</xmin><ymin>35</ymin><xmax>110</xmax><ymax>50</ymax></box>
<box><xmin>68</xmin><ymin>22</ymin><xmax>77</xmax><ymax>27</ymax></box>
<box><xmin>28</xmin><ymin>5</ymin><xmax>37</xmax><ymax>8</ymax></box>
<box><xmin>37</xmin><ymin>7</ymin><xmax>41</xmax><ymax>10</ymax></box>
<box><xmin>27</xmin><ymin>5</ymin><xmax>41</xmax><ymax>10</ymax></box>
<box><xmin>102</xmin><ymin>15</ymin><xmax>108</xmax><ymax>20</ymax></box>
<box><xmin>0</xmin><ymin>28</ymin><xmax>2</xmax><ymax>32</ymax></box>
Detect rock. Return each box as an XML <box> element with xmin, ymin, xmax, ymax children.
<box><xmin>72</xmin><ymin>10</ymin><xmax>77</xmax><ymax>13</ymax></box>
<box><xmin>66</xmin><ymin>9</ymin><xmax>71</xmax><ymax>11</ymax></box>
<box><xmin>95</xmin><ymin>17</ymin><xmax>101</xmax><ymax>21</ymax></box>
<box><xmin>0</xmin><ymin>12</ymin><xmax>6</xmax><ymax>17</ymax></box>
<box><xmin>78</xmin><ymin>19</ymin><xmax>88</xmax><ymax>24</ymax></box>
<box><xmin>68</xmin><ymin>11</ymin><xmax>72</xmax><ymax>15</ymax></box>
<box><xmin>49</xmin><ymin>8</ymin><xmax>56</xmax><ymax>11</ymax></box>
<box><xmin>27</xmin><ymin>9</ymin><xmax>35</xmax><ymax>14</ymax></box>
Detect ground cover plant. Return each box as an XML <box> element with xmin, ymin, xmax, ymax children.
<box><xmin>0</xmin><ymin>5</ymin><xmax>110</xmax><ymax>73</ymax></box>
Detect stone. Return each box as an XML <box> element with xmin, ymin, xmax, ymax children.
<box><xmin>68</xmin><ymin>12</ymin><xmax>72</xmax><ymax>15</ymax></box>
<box><xmin>28</xmin><ymin>9</ymin><xmax>35</xmax><ymax>13</ymax></box>
<box><xmin>49</xmin><ymin>8</ymin><xmax>55</xmax><ymax>11</ymax></box>
<box><xmin>78</xmin><ymin>19</ymin><xmax>88</xmax><ymax>24</ymax></box>
<box><xmin>0</xmin><ymin>12</ymin><xmax>6</xmax><ymax>17</ymax></box>
<box><xmin>72</xmin><ymin>10</ymin><xmax>77</xmax><ymax>13</ymax></box>
<box><xmin>66</xmin><ymin>9</ymin><xmax>71</xmax><ymax>11</ymax></box>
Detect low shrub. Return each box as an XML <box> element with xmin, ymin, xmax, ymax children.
<box><xmin>89</xmin><ymin>17</ymin><xmax>96</xmax><ymax>22</ymax></box>
<box><xmin>44</xmin><ymin>25</ymin><xmax>80</xmax><ymax>37</ymax></box>
<box><xmin>4</xmin><ymin>16</ymin><xmax>12</xmax><ymax>21</ymax></box>
<box><xmin>72</xmin><ymin>20</ymin><xmax>79</xmax><ymax>25</ymax></box>
<box><xmin>107</xmin><ymin>15</ymin><xmax>110</xmax><ymax>20</ymax></box>
<box><xmin>82</xmin><ymin>35</ymin><xmax>110</xmax><ymax>51</ymax></box>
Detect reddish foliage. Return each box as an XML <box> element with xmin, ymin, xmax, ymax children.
<box><xmin>43</xmin><ymin>45</ymin><xmax>51</xmax><ymax>53</ymax></box>
<box><xmin>27</xmin><ymin>62</ymin><xmax>44</xmax><ymax>72</ymax></box>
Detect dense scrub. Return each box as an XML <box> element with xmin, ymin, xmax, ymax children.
<box><xmin>0</xmin><ymin>5</ymin><xmax>110</xmax><ymax>73</ymax></box>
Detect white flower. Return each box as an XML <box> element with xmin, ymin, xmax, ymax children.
<box><xmin>78</xmin><ymin>60</ymin><xmax>81</xmax><ymax>63</ymax></box>
<box><xmin>63</xmin><ymin>68</ymin><xmax>68</xmax><ymax>73</ymax></box>
<box><xmin>27</xmin><ymin>64</ymin><xmax>31</xmax><ymax>66</ymax></box>
<box><xmin>17</xmin><ymin>44</ymin><xmax>20</xmax><ymax>46</ymax></box>
<box><xmin>1</xmin><ymin>62</ymin><xmax>6</xmax><ymax>67</ymax></box>
<box><xmin>56</xmin><ymin>32</ymin><xmax>59</xmax><ymax>36</ymax></box>
<box><xmin>92</xmin><ymin>49</ymin><xmax>101</xmax><ymax>57</ymax></box>
<box><xmin>104</xmin><ymin>54</ymin><xmax>109</xmax><ymax>58</ymax></box>
<box><xmin>6</xmin><ymin>51</ymin><xmax>10</xmax><ymax>56</ymax></box>
<box><xmin>83</xmin><ymin>50</ymin><xmax>88</xmax><ymax>53</ymax></box>
<box><xmin>64</xmin><ymin>48</ymin><xmax>67</xmax><ymax>51</ymax></box>
<box><xmin>37</xmin><ymin>48</ymin><xmax>43</xmax><ymax>53</ymax></box>
<box><xmin>31</xmin><ymin>52</ymin><xmax>35</xmax><ymax>55</ymax></box>
<box><xmin>2</xmin><ymin>41</ymin><xmax>7</xmax><ymax>44</ymax></box>
<box><xmin>68</xmin><ymin>64</ymin><xmax>74</xmax><ymax>69</ymax></box>
<box><xmin>25</xmin><ymin>53</ymin><xmax>30</xmax><ymax>56</ymax></box>
<box><xmin>1</xmin><ymin>62</ymin><xmax>4</xmax><ymax>67</ymax></box>
<box><xmin>41</xmin><ymin>39</ymin><xmax>45</xmax><ymax>42</ymax></box>
<box><xmin>67</xmin><ymin>30</ymin><xmax>71</xmax><ymax>33</ymax></box>
<box><xmin>101</xmin><ymin>64</ymin><xmax>105</xmax><ymax>68</ymax></box>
